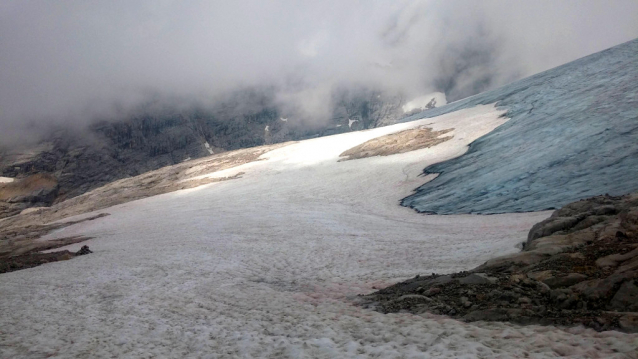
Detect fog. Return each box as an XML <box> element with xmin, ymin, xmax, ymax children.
<box><xmin>1</xmin><ymin>0</ymin><xmax>637</xmax><ymax>144</ymax></box>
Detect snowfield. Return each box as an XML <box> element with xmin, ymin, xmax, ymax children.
<box><xmin>2</xmin><ymin>104</ymin><xmax>637</xmax><ymax>358</ymax></box>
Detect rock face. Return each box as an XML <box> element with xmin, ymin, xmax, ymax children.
<box><xmin>401</xmin><ymin>38</ymin><xmax>638</xmax><ymax>214</ymax></box>
<box><xmin>0</xmin><ymin>173</ymin><xmax>59</xmax><ymax>218</ymax></box>
<box><xmin>366</xmin><ymin>193</ymin><xmax>638</xmax><ymax>332</ymax></box>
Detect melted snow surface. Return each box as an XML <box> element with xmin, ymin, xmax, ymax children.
<box><xmin>2</xmin><ymin>104</ymin><xmax>637</xmax><ymax>358</ymax></box>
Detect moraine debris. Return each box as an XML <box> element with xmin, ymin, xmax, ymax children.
<box><xmin>364</xmin><ymin>193</ymin><xmax>638</xmax><ymax>333</ymax></box>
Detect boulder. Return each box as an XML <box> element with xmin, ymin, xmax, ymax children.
<box><xmin>431</xmin><ymin>275</ymin><xmax>453</xmax><ymax>285</ymax></box>
<box><xmin>571</xmin><ymin>273</ymin><xmax>632</xmax><ymax>300</ymax></box>
<box><xmin>618</xmin><ymin>313</ymin><xmax>638</xmax><ymax>333</ymax></box>
<box><xmin>463</xmin><ymin>309</ymin><xmax>509</xmax><ymax>322</ymax></box>
<box><xmin>75</xmin><ymin>245</ymin><xmax>93</xmax><ymax>256</ymax></box>
<box><xmin>616</xmin><ymin>256</ymin><xmax>638</xmax><ymax>274</ymax></box>
<box><xmin>478</xmin><ymin>251</ymin><xmax>548</xmax><ymax>271</ymax></box>
<box><xmin>543</xmin><ymin>273</ymin><xmax>588</xmax><ymax>289</ymax></box>
<box><xmin>397</xmin><ymin>294</ymin><xmax>432</xmax><ymax>303</ymax></box>
<box><xmin>596</xmin><ymin>248</ymin><xmax>638</xmax><ymax>268</ymax></box>
<box><xmin>527</xmin><ymin>270</ymin><xmax>553</xmax><ymax>282</ymax></box>
<box><xmin>389</xmin><ymin>274</ymin><xmax>453</xmax><ymax>292</ymax></box>
<box><xmin>527</xmin><ymin>216</ymin><xmax>582</xmax><ymax>244</ymax></box>
<box><xmin>459</xmin><ymin>273</ymin><xmax>498</xmax><ymax>285</ymax></box>
<box><xmin>609</xmin><ymin>280</ymin><xmax>638</xmax><ymax>312</ymax></box>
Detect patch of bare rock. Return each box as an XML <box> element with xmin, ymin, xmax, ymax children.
<box><xmin>0</xmin><ymin>212</ymin><xmax>107</xmax><ymax>273</ymax></box>
<box><xmin>363</xmin><ymin>193</ymin><xmax>638</xmax><ymax>332</ymax></box>
<box><xmin>339</xmin><ymin>127</ymin><xmax>453</xmax><ymax>161</ymax></box>
<box><xmin>0</xmin><ymin>173</ymin><xmax>59</xmax><ymax>218</ymax></box>
<box><xmin>1</xmin><ymin>240</ymin><xmax>93</xmax><ymax>274</ymax></box>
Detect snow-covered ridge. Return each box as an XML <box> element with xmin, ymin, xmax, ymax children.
<box><xmin>1</xmin><ymin>104</ymin><xmax>635</xmax><ymax>357</ymax></box>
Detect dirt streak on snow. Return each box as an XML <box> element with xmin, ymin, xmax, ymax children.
<box><xmin>1</xmin><ymin>104</ymin><xmax>636</xmax><ymax>358</ymax></box>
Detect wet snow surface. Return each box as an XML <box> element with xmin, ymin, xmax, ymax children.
<box><xmin>2</xmin><ymin>105</ymin><xmax>637</xmax><ymax>358</ymax></box>
<box><xmin>401</xmin><ymin>38</ymin><xmax>638</xmax><ymax>214</ymax></box>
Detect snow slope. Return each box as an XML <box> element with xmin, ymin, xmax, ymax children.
<box><xmin>1</xmin><ymin>104</ymin><xmax>637</xmax><ymax>358</ymax></box>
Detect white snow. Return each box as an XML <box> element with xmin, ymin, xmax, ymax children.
<box><xmin>348</xmin><ymin>119</ymin><xmax>358</xmax><ymax>129</ymax></box>
<box><xmin>402</xmin><ymin>92</ymin><xmax>448</xmax><ymax>113</ymax></box>
<box><xmin>265</xmin><ymin>125</ymin><xmax>270</xmax><ymax>132</ymax></box>
<box><xmin>280</xmin><ymin>117</ymin><xmax>288</xmax><ymax>122</ymax></box>
<box><xmin>0</xmin><ymin>176</ymin><xmax>14</xmax><ymax>183</ymax></box>
<box><xmin>204</xmin><ymin>142</ymin><xmax>214</xmax><ymax>155</ymax></box>
<box><xmin>1</xmin><ymin>104</ymin><xmax>636</xmax><ymax>358</ymax></box>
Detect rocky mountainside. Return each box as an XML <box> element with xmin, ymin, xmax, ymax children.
<box><xmin>0</xmin><ymin>89</ymin><xmax>429</xmax><ymax>218</ymax></box>
<box><xmin>366</xmin><ymin>193</ymin><xmax>638</xmax><ymax>332</ymax></box>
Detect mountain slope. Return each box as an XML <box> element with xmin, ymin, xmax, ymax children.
<box><xmin>0</xmin><ymin>89</ymin><xmax>418</xmax><ymax>218</ymax></box>
<box><xmin>2</xmin><ymin>103</ymin><xmax>636</xmax><ymax>357</ymax></box>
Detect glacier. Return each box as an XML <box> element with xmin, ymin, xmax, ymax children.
<box><xmin>2</xmin><ymin>104</ymin><xmax>637</xmax><ymax>357</ymax></box>
<box><xmin>401</xmin><ymin>38</ymin><xmax>638</xmax><ymax>214</ymax></box>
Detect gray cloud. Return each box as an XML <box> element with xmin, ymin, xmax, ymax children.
<box><xmin>1</xmin><ymin>0</ymin><xmax>637</xmax><ymax>144</ymax></box>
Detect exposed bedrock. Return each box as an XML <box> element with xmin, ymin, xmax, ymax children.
<box><xmin>0</xmin><ymin>173</ymin><xmax>59</xmax><ymax>218</ymax></box>
<box><xmin>366</xmin><ymin>193</ymin><xmax>638</xmax><ymax>332</ymax></box>
<box><xmin>401</xmin><ymin>38</ymin><xmax>638</xmax><ymax>214</ymax></box>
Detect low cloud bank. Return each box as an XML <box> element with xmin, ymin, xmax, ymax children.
<box><xmin>1</xmin><ymin>0</ymin><xmax>637</xmax><ymax>145</ymax></box>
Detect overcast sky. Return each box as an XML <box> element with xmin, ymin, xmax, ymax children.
<box><xmin>1</xmin><ymin>0</ymin><xmax>637</xmax><ymax>142</ymax></box>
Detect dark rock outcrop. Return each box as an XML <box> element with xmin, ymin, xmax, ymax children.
<box><xmin>0</xmin><ymin>174</ymin><xmax>59</xmax><ymax>218</ymax></box>
<box><xmin>75</xmin><ymin>245</ymin><xmax>92</xmax><ymax>256</ymax></box>
<box><xmin>365</xmin><ymin>193</ymin><xmax>638</xmax><ymax>332</ymax></box>
<box><xmin>0</xmin><ymin>235</ymin><xmax>94</xmax><ymax>274</ymax></box>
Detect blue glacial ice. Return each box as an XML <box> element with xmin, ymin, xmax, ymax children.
<box><xmin>401</xmin><ymin>38</ymin><xmax>638</xmax><ymax>214</ymax></box>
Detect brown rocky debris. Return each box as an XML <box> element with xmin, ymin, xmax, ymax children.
<box><xmin>339</xmin><ymin>127</ymin><xmax>453</xmax><ymax>161</ymax></box>
<box><xmin>0</xmin><ymin>238</ymin><xmax>92</xmax><ymax>274</ymax></box>
<box><xmin>0</xmin><ymin>173</ymin><xmax>59</xmax><ymax>218</ymax></box>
